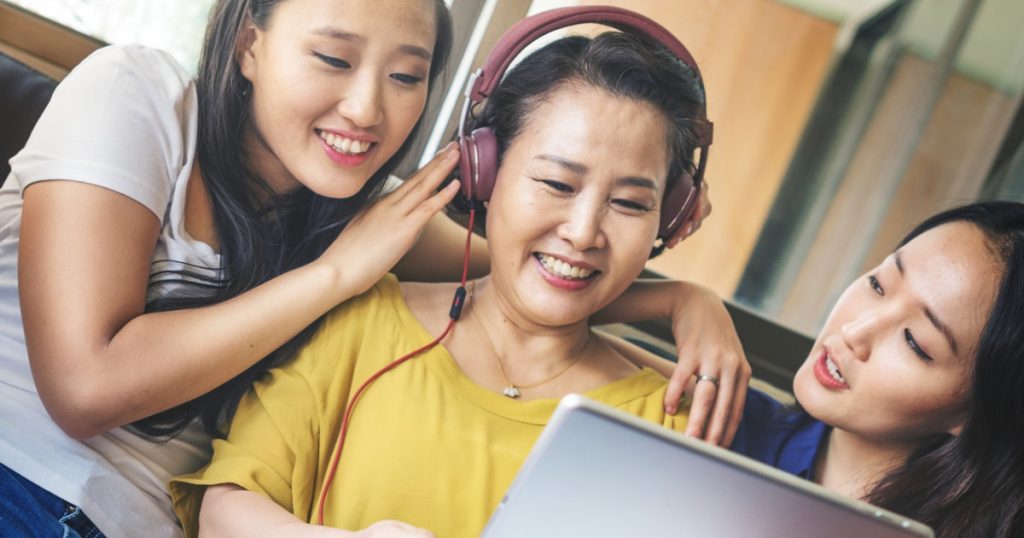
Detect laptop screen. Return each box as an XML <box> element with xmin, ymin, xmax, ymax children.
<box><xmin>482</xmin><ymin>395</ymin><xmax>933</xmax><ymax>538</ymax></box>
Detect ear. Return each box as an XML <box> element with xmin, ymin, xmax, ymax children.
<box><xmin>236</xmin><ymin>15</ymin><xmax>260</xmax><ymax>82</ymax></box>
<box><xmin>948</xmin><ymin>421</ymin><xmax>964</xmax><ymax>436</ymax></box>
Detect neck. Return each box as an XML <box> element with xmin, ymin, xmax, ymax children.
<box><xmin>816</xmin><ymin>428</ymin><xmax>912</xmax><ymax>499</ymax></box>
<box><xmin>243</xmin><ymin>126</ymin><xmax>300</xmax><ymax>197</ymax></box>
<box><xmin>466</xmin><ymin>278</ymin><xmax>594</xmax><ymax>379</ymax></box>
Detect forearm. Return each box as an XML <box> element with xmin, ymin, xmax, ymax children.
<box><xmin>28</xmin><ymin>261</ymin><xmax>347</xmax><ymax>438</ymax></box>
<box><xmin>199</xmin><ymin>484</ymin><xmax>345</xmax><ymax>538</ymax></box>
<box><xmin>23</xmin><ymin>151</ymin><xmax>465</xmax><ymax>439</ymax></box>
<box><xmin>592</xmin><ymin>279</ymin><xmax>698</xmax><ymax>325</ymax></box>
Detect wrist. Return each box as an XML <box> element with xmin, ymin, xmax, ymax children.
<box><xmin>666</xmin><ymin>279</ymin><xmax>699</xmax><ymax>320</ymax></box>
<box><xmin>304</xmin><ymin>260</ymin><xmax>351</xmax><ymax>305</ymax></box>
<box><xmin>276</xmin><ymin>520</ymin><xmax>336</xmax><ymax>537</ymax></box>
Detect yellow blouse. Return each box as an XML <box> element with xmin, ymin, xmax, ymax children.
<box><xmin>171</xmin><ymin>275</ymin><xmax>687</xmax><ymax>538</ymax></box>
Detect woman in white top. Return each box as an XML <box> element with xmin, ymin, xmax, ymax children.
<box><xmin>0</xmin><ymin>1</ymin><xmax>747</xmax><ymax>536</ymax></box>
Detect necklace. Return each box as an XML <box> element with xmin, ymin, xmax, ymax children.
<box><xmin>466</xmin><ymin>282</ymin><xmax>586</xmax><ymax>398</ymax></box>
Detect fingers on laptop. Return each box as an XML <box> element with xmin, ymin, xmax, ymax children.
<box><xmin>358</xmin><ymin>520</ymin><xmax>437</xmax><ymax>538</ymax></box>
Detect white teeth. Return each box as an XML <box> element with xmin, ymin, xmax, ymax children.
<box><xmin>319</xmin><ymin>131</ymin><xmax>371</xmax><ymax>155</ymax></box>
<box><xmin>537</xmin><ymin>254</ymin><xmax>595</xmax><ymax>280</ymax></box>
<box><xmin>825</xmin><ymin>355</ymin><xmax>846</xmax><ymax>384</ymax></box>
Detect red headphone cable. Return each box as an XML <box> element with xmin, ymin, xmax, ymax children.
<box><xmin>315</xmin><ymin>208</ymin><xmax>477</xmax><ymax>526</ymax></box>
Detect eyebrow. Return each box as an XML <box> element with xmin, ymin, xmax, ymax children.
<box><xmin>534</xmin><ymin>154</ymin><xmax>659</xmax><ymax>191</ymax></box>
<box><xmin>311</xmin><ymin>27</ymin><xmax>432</xmax><ymax>61</ymax></box>
<box><xmin>894</xmin><ymin>251</ymin><xmax>960</xmax><ymax>355</ymax></box>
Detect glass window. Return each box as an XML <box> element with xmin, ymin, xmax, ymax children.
<box><xmin>6</xmin><ymin>0</ymin><xmax>215</xmax><ymax>71</ymax></box>
<box><xmin>727</xmin><ymin>0</ymin><xmax>1024</xmax><ymax>334</ymax></box>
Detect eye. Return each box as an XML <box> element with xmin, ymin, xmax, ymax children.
<box><xmin>534</xmin><ymin>178</ymin><xmax>574</xmax><ymax>194</ymax></box>
<box><xmin>313</xmin><ymin>51</ymin><xmax>351</xmax><ymax>69</ymax></box>
<box><xmin>904</xmin><ymin>328</ymin><xmax>934</xmax><ymax>362</ymax></box>
<box><xmin>390</xmin><ymin>73</ymin><xmax>425</xmax><ymax>85</ymax></box>
<box><xmin>867</xmin><ymin>274</ymin><xmax>885</xmax><ymax>296</ymax></box>
<box><xmin>611</xmin><ymin>199</ymin><xmax>652</xmax><ymax>213</ymax></box>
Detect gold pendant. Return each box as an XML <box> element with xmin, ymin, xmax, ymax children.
<box><xmin>503</xmin><ymin>385</ymin><xmax>521</xmax><ymax>398</ymax></box>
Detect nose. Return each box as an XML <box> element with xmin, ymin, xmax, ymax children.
<box><xmin>337</xmin><ymin>69</ymin><xmax>384</xmax><ymax>128</ymax></box>
<box><xmin>840</xmin><ymin>301</ymin><xmax>900</xmax><ymax>362</ymax></box>
<box><xmin>556</xmin><ymin>195</ymin><xmax>607</xmax><ymax>252</ymax></box>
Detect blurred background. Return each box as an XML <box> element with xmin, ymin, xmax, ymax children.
<box><xmin>7</xmin><ymin>0</ymin><xmax>1023</xmax><ymax>340</ymax></box>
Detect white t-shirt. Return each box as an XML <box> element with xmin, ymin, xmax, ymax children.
<box><xmin>0</xmin><ymin>45</ymin><xmax>216</xmax><ymax>538</ymax></box>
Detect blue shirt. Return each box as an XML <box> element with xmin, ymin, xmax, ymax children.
<box><xmin>729</xmin><ymin>389</ymin><xmax>828</xmax><ymax>479</ymax></box>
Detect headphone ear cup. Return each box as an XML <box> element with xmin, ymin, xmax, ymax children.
<box><xmin>458</xmin><ymin>135</ymin><xmax>476</xmax><ymax>203</ymax></box>
<box><xmin>468</xmin><ymin>127</ymin><xmax>498</xmax><ymax>202</ymax></box>
<box><xmin>658</xmin><ymin>174</ymin><xmax>699</xmax><ymax>240</ymax></box>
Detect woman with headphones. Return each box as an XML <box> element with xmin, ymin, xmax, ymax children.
<box><xmin>170</xmin><ymin>8</ymin><xmax>717</xmax><ymax>537</ymax></box>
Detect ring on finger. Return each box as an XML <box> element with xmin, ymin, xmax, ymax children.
<box><xmin>695</xmin><ymin>373</ymin><xmax>720</xmax><ymax>388</ymax></box>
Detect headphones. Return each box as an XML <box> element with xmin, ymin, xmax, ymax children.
<box><xmin>455</xmin><ymin>5</ymin><xmax>713</xmax><ymax>242</ymax></box>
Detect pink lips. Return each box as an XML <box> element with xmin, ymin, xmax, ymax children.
<box><xmin>317</xmin><ymin>129</ymin><xmax>375</xmax><ymax>167</ymax></box>
<box><xmin>813</xmin><ymin>350</ymin><xmax>849</xmax><ymax>390</ymax></box>
<box><xmin>533</xmin><ymin>255</ymin><xmax>596</xmax><ymax>291</ymax></box>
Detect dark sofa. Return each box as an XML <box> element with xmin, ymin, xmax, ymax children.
<box><xmin>0</xmin><ymin>51</ymin><xmax>57</xmax><ymax>183</ymax></box>
<box><xmin>0</xmin><ymin>1</ymin><xmax>103</xmax><ymax>185</ymax></box>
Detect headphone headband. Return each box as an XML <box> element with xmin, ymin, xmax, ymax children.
<box><xmin>466</xmin><ymin>6</ymin><xmax>712</xmax><ymax>147</ymax></box>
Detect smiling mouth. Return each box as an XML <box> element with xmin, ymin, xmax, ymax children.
<box><xmin>825</xmin><ymin>354</ymin><xmax>847</xmax><ymax>385</ymax></box>
<box><xmin>316</xmin><ymin>129</ymin><xmax>375</xmax><ymax>155</ymax></box>
<box><xmin>534</xmin><ymin>253</ymin><xmax>599</xmax><ymax>281</ymax></box>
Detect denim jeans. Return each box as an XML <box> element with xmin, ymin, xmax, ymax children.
<box><xmin>0</xmin><ymin>463</ymin><xmax>105</xmax><ymax>538</ymax></box>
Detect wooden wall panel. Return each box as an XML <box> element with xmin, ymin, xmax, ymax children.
<box><xmin>777</xmin><ymin>54</ymin><xmax>938</xmax><ymax>331</ymax></box>
<box><xmin>776</xmin><ymin>53</ymin><xmax>1018</xmax><ymax>332</ymax></box>
<box><xmin>859</xmin><ymin>66</ymin><xmax>1017</xmax><ymax>270</ymax></box>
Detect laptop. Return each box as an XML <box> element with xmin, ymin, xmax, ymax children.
<box><xmin>481</xmin><ymin>394</ymin><xmax>933</xmax><ymax>538</ymax></box>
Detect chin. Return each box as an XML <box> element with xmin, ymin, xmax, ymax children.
<box><xmin>535</xmin><ymin>309</ymin><xmax>591</xmax><ymax>328</ymax></box>
<box><xmin>791</xmin><ymin>366</ymin><xmax>818</xmax><ymax>411</ymax></box>
<box><xmin>305</xmin><ymin>174</ymin><xmax>374</xmax><ymax>199</ymax></box>
<box><xmin>523</xmin><ymin>298</ymin><xmax>592</xmax><ymax>327</ymax></box>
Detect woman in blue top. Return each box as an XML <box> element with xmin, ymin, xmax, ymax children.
<box><xmin>730</xmin><ymin>201</ymin><xmax>1024</xmax><ymax>537</ymax></box>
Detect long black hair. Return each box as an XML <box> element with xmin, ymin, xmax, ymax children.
<box><xmin>133</xmin><ymin>0</ymin><xmax>453</xmax><ymax>438</ymax></box>
<box><xmin>864</xmin><ymin>201</ymin><xmax>1024</xmax><ymax>537</ymax></box>
<box><xmin>457</xmin><ymin>31</ymin><xmax>705</xmax><ymax>238</ymax></box>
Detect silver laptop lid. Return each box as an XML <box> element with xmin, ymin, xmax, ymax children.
<box><xmin>482</xmin><ymin>394</ymin><xmax>933</xmax><ymax>538</ymax></box>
